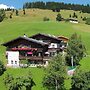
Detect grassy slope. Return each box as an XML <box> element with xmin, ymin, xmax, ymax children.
<box><xmin>0</xmin><ymin>9</ymin><xmax>90</xmax><ymax>90</ymax></box>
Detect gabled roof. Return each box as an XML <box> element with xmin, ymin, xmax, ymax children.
<box><xmin>58</xmin><ymin>36</ymin><xmax>69</xmax><ymax>42</ymax></box>
<box><xmin>58</xmin><ymin>36</ymin><xmax>69</xmax><ymax>40</ymax></box>
<box><xmin>30</xmin><ymin>33</ymin><xmax>62</xmax><ymax>42</ymax></box>
<box><xmin>2</xmin><ymin>36</ymin><xmax>48</xmax><ymax>47</ymax></box>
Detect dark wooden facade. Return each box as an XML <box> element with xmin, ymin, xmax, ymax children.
<box><xmin>30</xmin><ymin>33</ymin><xmax>62</xmax><ymax>43</ymax></box>
<box><xmin>2</xmin><ymin>36</ymin><xmax>49</xmax><ymax>62</ymax></box>
<box><xmin>2</xmin><ymin>33</ymin><xmax>67</xmax><ymax>66</ymax></box>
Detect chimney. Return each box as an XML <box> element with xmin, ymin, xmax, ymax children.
<box><xmin>24</xmin><ymin>34</ymin><xmax>27</xmax><ymax>37</ymax></box>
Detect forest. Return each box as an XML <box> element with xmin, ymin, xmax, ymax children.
<box><xmin>23</xmin><ymin>1</ymin><xmax>90</xmax><ymax>13</ymax></box>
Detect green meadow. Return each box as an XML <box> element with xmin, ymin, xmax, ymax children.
<box><xmin>0</xmin><ymin>9</ymin><xmax>90</xmax><ymax>90</ymax></box>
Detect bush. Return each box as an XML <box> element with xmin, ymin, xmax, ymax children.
<box><xmin>0</xmin><ymin>60</ymin><xmax>6</xmax><ymax>76</ymax></box>
<box><xmin>43</xmin><ymin>17</ymin><xmax>50</xmax><ymax>21</ymax></box>
<box><xmin>82</xmin><ymin>17</ymin><xmax>87</xmax><ymax>21</ymax></box>
<box><xmin>65</xmin><ymin>19</ymin><xmax>69</xmax><ymax>22</ymax></box>
<box><xmin>85</xmin><ymin>18</ymin><xmax>90</xmax><ymax>25</ymax></box>
<box><xmin>0</xmin><ymin>9</ymin><xmax>6</xmax><ymax>22</ymax></box>
<box><xmin>10</xmin><ymin>13</ymin><xmax>12</xmax><ymax>19</ymax></box>
<box><xmin>20</xmin><ymin>59</ymin><xmax>29</xmax><ymax>64</ymax></box>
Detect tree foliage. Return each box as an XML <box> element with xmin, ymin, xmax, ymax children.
<box><xmin>10</xmin><ymin>13</ymin><xmax>13</xmax><ymax>19</ymax></box>
<box><xmin>66</xmin><ymin>33</ymin><xmax>86</xmax><ymax>66</ymax></box>
<box><xmin>4</xmin><ymin>72</ymin><xmax>35</xmax><ymax>90</ymax></box>
<box><xmin>23</xmin><ymin>2</ymin><xmax>90</xmax><ymax>13</ymax></box>
<box><xmin>0</xmin><ymin>60</ymin><xmax>6</xmax><ymax>76</ymax></box>
<box><xmin>71</xmin><ymin>71</ymin><xmax>90</xmax><ymax>90</ymax></box>
<box><xmin>43</xmin><ymin>53</ymin><xmax>66</xmax><ymax>90</ymax></box>
<box><xmin>85</xmin><ymin>18</ymin><xmax>90</xmax><ymax>25</ymax></box>
<box><xmin>0</xmin><ymin>9</ymin><xmax>6</xmax><ymax>22</ymax></box>
<box><xmin>16</xmin><ymin>10</ymin><xmax>19</xmax><ymax>16</ymax></box>
<box><xmin>43</xmin><ymin>17</ymin><xmax>50</xmax><ymax>21</ymax></box>
<box><xmin>56</xmin><ymin>13</ymin><xmax>62</xmax><ymax>21</ymax></box>
<box><xmin>72</xmin><ymin>12</ymin><xmax>78</xmax><ymax>18</ymax></box>
<box><xmin>23</xmin><ymin>8</ymin><xmax>26</xmax><ymax>15</ymax></box>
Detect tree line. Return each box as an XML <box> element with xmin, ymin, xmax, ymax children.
<box><xmin>23</xmin><ymin>1</ymin><xmax>90</xmax><ymax>13</ymax></box>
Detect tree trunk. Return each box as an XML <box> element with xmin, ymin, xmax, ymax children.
<box><xmin>55</xmin><ymin>79</ymin><xmax>58</xmax><ymax>90</ymax></box>
<box><xmin>71</xmin><ymin>56</ymin><xmax>73</xmax><ymax>67</ymax></box>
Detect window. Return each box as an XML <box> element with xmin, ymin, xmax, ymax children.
<box><xmin>15</xmin><ymin>61</ymin><xmax>17</xmax><ymax>64</ymax></box>
<box><xmin>52</xmin><ymin>44</ymin><xmax>55</xmax><ymax>48</ymax></box>
<box><xmin>11</xmin><ymin>60</ymin><xmax>13</xmax><ymax>64</ymax></box>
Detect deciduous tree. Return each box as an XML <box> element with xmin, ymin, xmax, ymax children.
<box><xmin>71</xmin><ymin>71</ymin><xmax>90</xmax><ymax>90</ymax></box>
<box><xmin>66</xmin><ymin>33</ymin><xmax>86</xmax><ymax>66</ymax></box>
<box><xmin>43</xmin><ymin>53</ymin><xmax>66</xmax><ymax>90</ymax></box>
<box><xmin>4</xmin><ymin>72</ymin><xmax>35</xmax><ymax>90</ymax></box>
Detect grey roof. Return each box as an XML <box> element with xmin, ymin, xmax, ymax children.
<box><xmin>30</xmin><ymin>33</ymin><xmax>62</xmax><ymax>42</ymax></box>
<box><xmin>2</xmin><ymin>36</ymin><xmax>48</xmax><ymax>46</ymax></box>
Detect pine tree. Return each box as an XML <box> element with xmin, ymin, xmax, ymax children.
<box><xmin>23</xmin><ymin>8</ymin><xmax>26</xmax><ymax>15</ymax></box>
<box><xmin>16</xmin><ymin>10</ymin><xmax>19</xmax><ymax>16</ymax></box>
<box><xmin>56</xmin><ymin>13</ymin><xmax>62</xmax><ymax>21</ymax></box>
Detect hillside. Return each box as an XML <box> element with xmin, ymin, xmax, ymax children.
<box><xmin>0</xmin><ymin>9</ymin><xmax>90</xmax><ymax>90</ymax></box>
<box><xmin>5</xmin><ymin>9</ymin><xmax>90</xmax><ymax>23</ymax></box>
<box><xmin>1</xmin><ymin>9</ymin><xmax>90</xmax><ymax>50</ymax></box>
<box><xmin>0</xmin><ymin>8</ymin><xmax>90</xmax><ymax>62</ymax></box>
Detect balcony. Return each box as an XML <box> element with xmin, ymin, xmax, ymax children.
<box><xmin>19</xmin><ymin>56</ymin><xmax>51</xmax><ymax>61</ymax></box>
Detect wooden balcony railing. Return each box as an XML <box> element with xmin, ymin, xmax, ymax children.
<box><xmin>19</xmin><ymin>56</ymin><xmax>51</xmax><ymax>61</ymax></box>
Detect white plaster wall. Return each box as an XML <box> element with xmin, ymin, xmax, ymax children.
<box><xmin>48</xmin><ymin>43</ymin><xmax>57</xmax><ymax>48</ymax></box>
<box><xmin>7</xmin><ymin>51</ymin><xmax>19</xmax><ymax>67</ymax></box>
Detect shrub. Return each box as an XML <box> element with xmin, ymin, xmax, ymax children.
<box><xmin>0</xmin><ymin>9</ymin><xmax>6</xmax><ymax>22</ymax></box>
<box><xmin>43</xmin><ymin>17</ymin><xmax>50</xmax><ymax>21</ymax></box>
<box><xmin>10</xmin><ymin>13</ymin><xmax>12</xmax><ymax>19</ymax></box>
<box><xmin>82</xmin><ymin>17</ymin><xmax>87</xmax><ymax>21</ymax></box>
<box><xmin>0</xmin><ymin>60</ymin><xmax>6</xmax><ymax>76</ymax></box>
<box><xmin>65</xmin><ymin>19</ymin><xmax>69</xmax><ymax>22</ymax></box>
<box><xmin>85</xmin><ymin>18</ymin><xmax>90</xmax><ymax>25</ymax></box>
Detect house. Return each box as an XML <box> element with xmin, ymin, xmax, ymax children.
<box><xmin>58</xmin><ymin>36</ymin><xmax>69</xmax><ymax>48</ymax></box>
<box><xmin>30</xmin><ymin>33</ymin><xmax>63</xmax><ymax>55</ymax></box>
<box><xmin>2</xmin><ymin>33</ymin><xmax>68</xmax><ymax>67</ymax></box>
<box><xmin>69</xmin><ymin>18</ymin><xmax>78</xmax><ymax>23</ymax></box>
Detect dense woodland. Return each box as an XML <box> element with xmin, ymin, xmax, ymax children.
<box><xmin>23</xmin><ymin>1</ymin><xmax>90</xmax><ymax>13</ymax></box>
